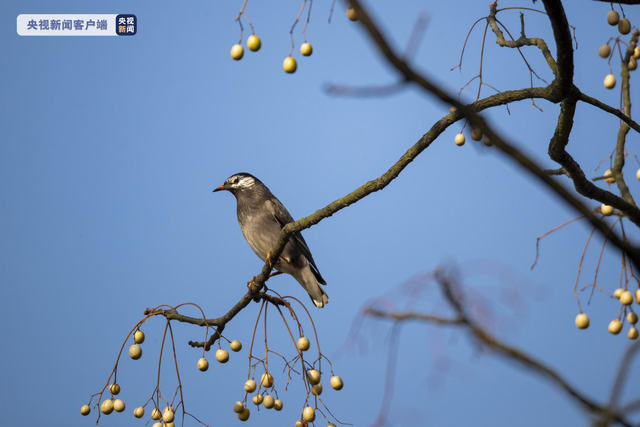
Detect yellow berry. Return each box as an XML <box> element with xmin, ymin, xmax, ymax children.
<box><xmin>454</xmin><ymin>133</ymin><xmax>465</xmax><ymax>146</ymax></box>
<box><xmin>307</xmin><ymin>369</ymin><xmax>321</xmax><ymax>385</ymax></box>
<box><xmin>263</xmin><ymin>395</ymin><xmax>275</xmax><ymax>409</ymax></box>
<box><xmin>604</xmin><ymin>169</ymin><xmax>615</xmax><ymax>184</ymax></box>
<box><xmin>609</xmin><ymin>319</ymin><xmax>623</xmax><ymax>335</ymax></box>
<box><xmin>80</xmin><ymin>405</ymin><xmax>91</xmax><ymax>416</ymax></box>
<box><xmin>470</xmin><ymin>128</ymin><xmax>483</xmax><ymax>141</ymax></box>
<box><xmin>298</xmin><ymin>337</ymin><xmax>310</xmax><ymax>352</ymax></box>
<box><xmin>113</xmin><ymin>399</ymin><xmax>125</xmax><ymax>413</ymax></box>
<box><xmin>300</xmin><ymin>43</ymin><xmax>313</xmax><ymax>56</ymax></box>
<box><xmin>346</xmin><ymin>6</ymin><xmax>359</xmax><ymax>21</ymax></box>
<box><xmin>166</xmin><ymin>424</ymin><xmax>175</xmax><ymax>427</ymax></box>
<box><xmin>330</xmin><ymin>375</ymin><xmax>344</xmax><ymax>390</ymax></box>
<box><xmin>261</xmin><ymin>372</ymin><xmax>274</xmax><ymax>388</ymax></box>
<box><xmin>230</xmin><ymin>340</ymin><xmax>242</xmax><ymax>352</ymax></box>
<box><xmin>244</xmin><ymin>379</ymin><xmax>257</xmax><ymax>393</ymax></box>
<box><xmin>134</xmin><ymin>407</ymin><xmax>145</xmax><ymax>418</ymax></box>
<box><xmin>134</xmin><ymin>330</ymin><xmax>145</xmax><ymax>344</ymax></box>
<box><xmin>109</xmin><ymin>383</ymin><xmax>120</xmax><ymax>395</ymax></box>
<box><xmin>151</xmin><ymin>408</ymin><xmax>161</xmax><ymax>420</ymax></box>
<box><xmin>575</xmin><ymin>313</ymin><xmax>589</xmax><ymax>329</ymax></box>
<box><xmin>152</xmin><ymin>423</ymin><xmax>162</xmax><ymax>427</ymax></box>
<box><xmin>238</xmin><ymin>407</ymin><xmax>250</xmax><ymax>421</ymax></box>
<box><xmin>619</xmin><ymin>18</ymin><xmax>631</xmax><ymax>35</ymax></box>
<box><xmin>636</xmin><ymin>289</ymin><xmax>640</xmax><ymax>303</ymax></box>
<box><xmin>312</xmin><ymin>383</ymin><xmax>323</xmax><ymax>396</ymax></box>
<box><xmin>604</xmin><ymin>74</ymin><xmax>616</xmax><ymax>89</ymax></box>
<box><xmin>163</xmin><ymin>408</ymin><xmax>175</xmax><ymax>423</ymax></box>
<box><xmin>614</xmin><ymin>288</ymin><xmax>624</xmax><ymax>298</ymax></box>
<box><xmin>630</xmin><ymin>58</ymin><xmax>638</xmax><ymax>71</ymax></box>
<box><xmin>628</xmin><ymin>312</ymin><xmax>638</xmax><ymax>324</ymax></box>
<box><xmin>129</xmin><ymin>344</ymin><xmax>142</xmax><ymax>360</ymax></box>
<box><xmin>620</xmin><ymin>291</ymin><xmax>634</xmax><ymax>305</ymax></box>
<box><xmin>283</xmin><ymin>57</ymin><xmax>297</xmax><ymax>73</ymax></box>
<box><xmin>216</xmin><ymin>349</ymin><xmax>229</xmax><ymax>363</ymax></box>
<box><xmin>328</xmin><ymin>424</ymin><xmax>337</xmax><ymax>427</ymax></box>
<box><xmin>274</xmin><ymin>399</ymin><xmax>283</xmax><ymax>411</ymax></box>
<box><xmin>101</xmin><ymin>400</ymin><xmax>114</xmax><ymax>415</ymax></box>
<box><xmin>247</xmin><ymin>35</ymin><xmax>261</xmax><ymax>52</ymax></box>
<box><xmin>634</xmin><ymin>47</ymin><xmax>640</xmax><ymax>59</ymax></box>
<box><xmin>483</xmin><ymin>136</ymin><xmax>493</xmax><ymax>146</ymax></box>
<box><xmin>295</xmin><ymin>421</ymin><xmax>305</xmax><ymax>427</ymax></box>
<box><xmin>599</xmin><ymin>44</ymin><xmax>612</xmax><ymax>58</ymax></box>
<box><xmin>602</xmin><ymin>204</ymin><xmax>614</xmax><ymax>216</ymax></box>
<box><xmin>230</xmin><ymin>44</ymin><xmax>244</xmax><ymax>60</ymax></box>
<box><xmin>303</xmin><ymin>407</ymin><xmax>316</xmax><ymax>422</ymax></box>
<box><xmin>252</xmin><ymin>394</ymin><xmax>263</xmax><ymax>405</ymax></box>
<box><xmin>198</xmin><ymin>357</ymin><xmax>209</xmax><ymax>371</ymax></box>
<box><xmin>233</xmin><ymin>402</ymin><xmax>244</xmax><ymax>413</ymax></box>
<box><xmin>629</xmin><ymin>327</ymin><xmax>639</xmax><ymax>340</ymax></box>
<box><xmin>608</xmin><ymin>10</ymin><xmax>620</xmax><ymax>25</ymax></box>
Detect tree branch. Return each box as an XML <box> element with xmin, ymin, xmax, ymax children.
<box><xmin>540</xmin><ymin>0</ymin><xmax>574</xmax><ymax>98</ymax></box>
<box><xmin>364</xmin><ymin>269</ymin><xmax>633</xmax><ymax>426</ymax></box>
<box><xmin>344</xmin><ymin>0</ymin><xmax>640</xmax><ymax>269</ymax></box>
<box><xmin>143</xmin><ymin>293</ymin><xmax>285</xmax><ymax>350</ymax></box>
<box><xmin>429</xmin><ymin>271</ymin><xmax>631</xmax><ymax>427</ymax></box>
<box><xmin>364</xmin><ymin>307</ymin><xmax>464</xmax><ymax>326</ymax></box>
<box><xmin>578</xmin><ymin>90</ymin><xmax>640</xmax><ymax>134</ymax></box>
<box><xmin>488</xmin><ymin>2</ymin><xmax>558</xmax><ymax>76</ymax></box>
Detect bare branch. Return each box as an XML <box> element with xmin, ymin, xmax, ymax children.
<box><xmin>364</xmin><ymin>307</ymin><xmax>464</xmax><ymax>326</ymax></box>
<box><xmin>578</xmin><ymin>91</ymin><xmax>640</xmax><ymax>134</ymax></box>
<box><xmin>433</xmin><ymin>271</ymin><xmax>632</xmax><ymax>427</ymax></box>
<box><xmin>143</xmin><ymin>293</ymin><xmax>286</xmax><ymax>350</ymax></box>
<box><xmin>544</xmin><ymin>167</ymin><xmax>570</xmax><ymax>176</ymax></box>
<box><xmin>591</xmin><ymin>0</ymin><xmax>640</xmax><ymax>4</ymax></box>
<box><xmin>342</xmin><ymin>0</ymin><xmax>640</xmax><ymax>270</ymax></box>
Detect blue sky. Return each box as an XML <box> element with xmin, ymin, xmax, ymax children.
<box><xmin>2</xmin><ymin>1</ymin><xmax>640</xmax><ymax>426</ymax></box>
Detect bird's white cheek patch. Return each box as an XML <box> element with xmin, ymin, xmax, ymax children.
<box><xmin>238</xmin><ymin>177</ymin><xmax>255</xmax><ymax>188</ymax></box>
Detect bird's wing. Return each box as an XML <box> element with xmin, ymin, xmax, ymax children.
<box><xmin>264</xmin><ymin>199</ymin><xmax>326</xmax><ymax>285</ymax></box>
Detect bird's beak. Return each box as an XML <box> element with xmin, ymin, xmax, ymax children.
<box><xmin>212</xmin><ymin>184</ymin><xmax>225</xmax><ymax>193</ymax></box>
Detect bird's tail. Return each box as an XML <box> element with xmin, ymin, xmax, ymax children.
<box><xmin>297</xmin><ymin>267</ymin><xmax>329</xmax><ymax>308</ymax></box>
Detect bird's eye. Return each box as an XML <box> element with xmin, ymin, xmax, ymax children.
<box><xmin>233</xmin><ymin>177</ymin><xmax>239</xmax><ymax>184</ymax></box>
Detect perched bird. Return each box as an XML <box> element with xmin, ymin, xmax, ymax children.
<box><xmin>213</xmin><ymin>173</ymin><xmax>329</xmax><ymax>308</ymax></box>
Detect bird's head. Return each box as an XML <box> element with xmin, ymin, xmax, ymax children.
<box><xmin>213</xmin><ymin>173</ymin><xmax>262</xmax><ymax>194</ymax></box>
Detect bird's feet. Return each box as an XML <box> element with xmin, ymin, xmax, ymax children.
<box><xmin>266</xmin><ymin>250</ymin><xmax>274</xmax><ymax>267</ymax></box>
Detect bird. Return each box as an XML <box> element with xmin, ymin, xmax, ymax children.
<box><xmin>213</xmin><ymin>173</ymin><xmax>329</xmax><ymax>308</ymax></box>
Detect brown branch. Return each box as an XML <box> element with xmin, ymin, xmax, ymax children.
<box><xmin>540</xmin><ymin>0</ymin><xmax>573</xmax><ymax>98</ymax></box>
<box><xmin>432</xmin><ymin>271</ymin><xmax>632</xmax><ymax>427</ymax></box>
<box><xmin>612</xmin><ymin>30</ymin><xmax>640</xmax><ymax>207</ymax></box>
<box><xmin>341</xmin><ymin>0</ymin><xmax>640</xmax><ymax>270</ymax></box>
<box><xmin>609</xmin><ymin>341</ymin><xmax>640</xmax><ymax>413</ymax></box>
<box><xmin>488</xmin><ymin>2</ymin><xmax>640</xmax><ymax>223</ymax></box>
<box><xmin>487</xmin><ymin>2</ymin><xmax>558</xmax><ymax>77</ymax></box>
<box><xmin>578</xmin><ymin>91</ymin><xmax>640</xmax><ymax>134</ymax></box>
<box><xmin>143</xmin><ymin>293</ymin><xmax>285</xmax><ymax>350</ymax></box>
<box><xmin>547</xmin><ymin>93</ymin><xmax>640</xmax><ymax>226</ymax></box>
<box><xmin>364</xmin><ymin>269</ymin><xmax>633</xmax><ymax>426</ymax></box>
<box><xmin>591</xmin><ymin>0</ymin><xmax>640</xmax><ymax>4</ymax></box>
<box><xmin>544</xmin><ymin>167</ymin><xmax>570</xmax><ymax>176</ymax></box>
<box><xmin>364</xmin><ymin>307</ymin><xmax>465</xmax><ymax>326</ymax></box>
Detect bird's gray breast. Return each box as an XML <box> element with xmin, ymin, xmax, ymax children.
<box><xmin>237</xmin><ymin>200</ymin><xmax>282</xmax><ymax>262</ymax></box>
